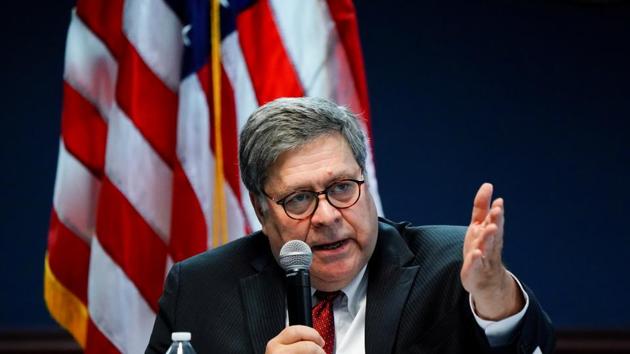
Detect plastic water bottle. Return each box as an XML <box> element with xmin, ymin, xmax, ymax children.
<box><xmin>166</xmin><ymin>332</ymin><xmax>197</xmax><ymax>354</ymax></box>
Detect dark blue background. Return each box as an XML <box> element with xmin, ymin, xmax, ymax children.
<box><xmin>0</xmin><ymin>0</ymin><xmax>628</xmax><ymax>330</ymax></box>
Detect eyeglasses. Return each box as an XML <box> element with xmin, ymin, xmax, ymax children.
<box><xmin>264</xmin><ymin>179</ymin><xmax>365</xmax><ymax>220</ymax></box>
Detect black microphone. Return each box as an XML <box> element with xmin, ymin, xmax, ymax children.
<box><xmin>279</xmin><ymin>240</ymin><xmax>313</xmax><ymax>326</ymax></box>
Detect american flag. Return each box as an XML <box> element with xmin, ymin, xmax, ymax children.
<box><xmin>44</xmin><ymin>0</ymin><xmax>382</xmax><ymax>353</ymax></box>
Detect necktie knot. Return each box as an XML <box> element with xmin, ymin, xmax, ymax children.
<box><xmin>315</xmin><ymin>290</ymin><xmax>341</xmax><ymax>303</ymax></box>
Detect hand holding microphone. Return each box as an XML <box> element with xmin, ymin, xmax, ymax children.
<box><xmin>265</xmin><ymin>240</ymin><xmax>326</xmax><ymax>354</ymax></box>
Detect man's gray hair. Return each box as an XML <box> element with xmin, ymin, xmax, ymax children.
<box><xmin>239</xmin><ymin>97</ymin><xmax>368</xmax><ymax>197</ymax></box>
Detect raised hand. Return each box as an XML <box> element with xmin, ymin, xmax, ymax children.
<box><xmin>460</xmin><ymin>183</ymin><xmax>524</xmax><ymax>320</ymax></box>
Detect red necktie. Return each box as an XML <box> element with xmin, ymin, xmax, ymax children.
<box><xmin>312</xmin><ymin>291</ymin><xmax>340</xmax><ymax>354</ymax></box>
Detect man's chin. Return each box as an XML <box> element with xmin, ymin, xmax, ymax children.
<box><xmin>310</xmin><ymin>268</ymin><xmax>357</xmax><ymax>291</ymax></box>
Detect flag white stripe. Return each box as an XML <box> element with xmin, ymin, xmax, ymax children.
<box><xmin>315</xmin><ymin>38</ymin><xmax>363</xmax><ymax>116</ymax></box>
<box><xmin>225</xmin><ymin>181</ymin><xmax>247</xmax><ymax>243</ymax></box>
<box><xmin>88</xmin><ymin>237</ymin><xmax>155</xmax><ymax>354</ymax></box>
<box><xmin>164</xmin><ymin>256</ymin><xmax>174</xmax><ymax>282</ymax></box>
<box><xmin>221</xmin><ymin>33</ymin><xmax>259</xmax><ymax>131</ymax></box>
<box><xmin>240</xmin><ymin>178</ymin><xmax>260</xmax><ymax>233</ymax></box>
<box><xmin>364</xmin><ymin>143</ymin><xmax>384</xmax><ymax>216</ymax></box>
<box><xmin>64</xmin><ymin>10</ymin><xmax>117</xmax><ymax>122</ymax></box>
<box><xmin>221</xmin><ymin>32</ymin><xmax>261</xmax><ymax>232</ymax></box>
<box><xmin>177</xmin><ymin>74</ymin><xmax>215</xmax><ymax>239</ymax></box>
<box><xmin>105</xmin><ymin>104</ymin><xmax>173</xmax><ymax>242</ymax></box>
<box><xmin>122</xmin><ymin>0</ymin><xmax>183</xmax><ymax>91</ymax></box>
<box><xmin>53</xmin><ymin>139</ymin><xmax>100</xmax><ymax>244</ymax></box>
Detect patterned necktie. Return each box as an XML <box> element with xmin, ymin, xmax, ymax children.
<box><xmin>312</xmin><ymin>291</ymin><xmax>341</xmax><ymax>354</ymax></box>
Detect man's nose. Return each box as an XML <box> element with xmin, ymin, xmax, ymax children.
<box><xmin>310</xmin><ymin>194</ymin><xmax>341</xmax><ymax>226</ymax></box>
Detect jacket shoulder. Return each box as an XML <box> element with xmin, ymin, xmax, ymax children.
<box><xmin>176</xmin><ymin>231</ymin><xmax>272</xmax><ymax>283</ymax></box>
<box><xmin>378</xmin><ymin>217</ymin><xmax>467</xmax><ymax>265</ymax></box>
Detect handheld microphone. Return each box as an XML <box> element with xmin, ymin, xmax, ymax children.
<box><xmin>279</xmin><ymin>240</ymin><xmax>313</xmax><ymax>326</ymax></box>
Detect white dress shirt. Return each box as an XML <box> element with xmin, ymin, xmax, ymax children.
<box><xmin>308</xmin><ymin>267</ymin><xmax>529</xmax><ymax>353</ymax></box>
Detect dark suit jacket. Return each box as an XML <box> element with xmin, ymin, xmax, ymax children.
<box><xmin>146</xmin><ymin>218</ymin><xmax>555</xmax><ymax>353</ymax></box>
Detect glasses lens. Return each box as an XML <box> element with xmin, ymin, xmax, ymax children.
<box><xmin>327</xmin><ymin>180</ymin><xmax>360</xmax><ymax>207</ymax></box>
<box><xmin>283</xmin><ymin>191</ymin><xmax>316</xmax><ymax>218</ymax></box>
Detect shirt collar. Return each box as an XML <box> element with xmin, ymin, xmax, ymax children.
<box><xmin>341</xmin><ymin>265</ymin><xmax>368</xmax><ymax>317</ymax></box>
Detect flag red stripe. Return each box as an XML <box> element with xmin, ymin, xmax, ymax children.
<box><xmin>236</xmin><ymin>0</ymin><xmax>304</xmax><ymax>105</ymax></box>
<box><xmin>47</xmin><ymin>210</ymin><xmax>90</xmax><ymax>304</ymax></box>
<box><xmin>96</xmin><ymin>178</ymin><xmax>168</xmax><ymax>310</ymax></box>
<box><xmin>85</xmin><ymin>319</ymin><xmax>120</xmax><ymax>354</ymax></box>
<box><xmin>61</xmin><ymin>82</ymin><xmax>108</xmax><ymax>178</ymax></box>
<box><xmin>169</xmin><ymin>164</ymin><xmax>208</xmax><ymax>262</ymax></box>
<box><xmin>76</xmin><ymin>0</ymin><xmax>125</xmax><ymax>60</ymax></box>
<box><xmin>326</xmin><ymin>0</ymin><xmax>372</xmax><ymax>134</ymax></box>
<box><xmin>115</xmin><ymin>43</ymin><xmax>178</xmax><ymax>166</ymax></box>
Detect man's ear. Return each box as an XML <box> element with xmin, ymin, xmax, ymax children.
<box><xmin>249</xmin><ymin>192</ymin><xmax>265</xmax><ymax>224</ymax></box>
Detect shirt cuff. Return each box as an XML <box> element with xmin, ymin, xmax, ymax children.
<box><xmin>469</xmin><ymin>271</ymin><xmax>529</xmax><ymax>347</ymax></box>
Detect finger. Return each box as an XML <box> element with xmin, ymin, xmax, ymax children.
<box><xmin>490</xmin><ymin>198</ymin><xmax>505</xmax><ymax>231</ymax></box>
<box><xmin>276</xmin><ymin>326</ymin><xmax>325</xmax><ymax>347</ymax></box>
<box><xmin>465</xmin><ymin>192</ymin><xmax>501</xmax><ymax>262</ymax></box>
<box><xmin>491</xmin><ymin>197</ymin><xmax>504</xmax><ymax>210</ymax></box>
<box><xmin>292</xmin><ymin>341</ymin><xmax>327</xmax><ymax>354</ymax></box>
<box><xmin>266</xmin><ymin>340</ymin><xmax>325</xmax><ymax>354</ymax></box>
<box><xmin>471</xmin><ymin>183</ymin><xmax>493</xmax><ymax>224</ymax></box>
<box><xmin>474</xmin><ymin>224</ymin><xmax>498</xmax><ymax>261</ymax></box>
<box><xmin>465</xmin><ymin>220</ymin><xmax>498</xmax><ymax>262</ymax></box>
<box><xmin>476</xmin><ymin>198</ymin><xmax>503</xmax><ymax>243</ymax></box>
<box><xmin>463</xmin><ymin>222</ymin><xmax>486</xmax><ymax>258</ymax></box>
<box><xmin>483</xmin><ymin>207</ymin><xmax>502</xmax><ymax>233</ymax></box>
<box><xmin>464</xmin><ymin>219</ymin><xmax>493</xmax><ymax>254</ymax></box>
<box><xmin>486</xmin><ymin>202</ymin><xmax>505</xmax><ymax>259</ymax></box>
<box><xmin>461</xmin><ymin>248</ymin><xmax>484</xmax><ymax>285</ymax></box>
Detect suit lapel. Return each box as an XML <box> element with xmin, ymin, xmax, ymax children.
<box><xmin>365</xmin><ymin>221</ymin><xmax>419</xmax><ymax>354</ymax></box>
<box><xmin>240</xmin><ymin>244</ymin><xmax>286</xmax><ymax>354</ymax></box>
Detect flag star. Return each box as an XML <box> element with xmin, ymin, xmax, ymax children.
<box><xmin>182</xmin><ymin>24</ymin><xmax>192</xmax><ymax>47</ymax></box>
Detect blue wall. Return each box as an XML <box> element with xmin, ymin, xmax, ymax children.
<box><xmin>357</xmin><ymin>1</ymin><xmax>630</xmax><ymax>328</ymax></box>
<box><xmin>0</xmin><ymin>0</ymin><xmax>628</xmax><ymax>330</ymax></box>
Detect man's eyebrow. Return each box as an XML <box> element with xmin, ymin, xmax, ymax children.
<box><xmin>279</xmin><ymin>170</ymin><xmax>361</xmax><ymax>195</ymax></box>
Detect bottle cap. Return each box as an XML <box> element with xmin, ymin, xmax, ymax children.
<box><xmin>171</xmin><ymin>332</ymin><xmax>191</xmax><ymax>341</ymax></box>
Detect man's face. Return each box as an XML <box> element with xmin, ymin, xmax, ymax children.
<box><xmin>256</xmin><ymin>133</ymin><xmax>379</xmax><ymax>291</ymax></box>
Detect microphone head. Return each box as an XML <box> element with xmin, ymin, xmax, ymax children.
<box><xmin>279</xmin><ymin>240</ymin><xmax>312</xmax><ymax>272</ymax></box>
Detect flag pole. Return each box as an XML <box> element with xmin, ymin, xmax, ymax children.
<box><xmin>211</xmin><ymin>0</ymin><xmax>228</xmax><ymax>247</ymax></box>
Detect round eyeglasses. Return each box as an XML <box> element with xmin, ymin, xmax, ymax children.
<box><xmin>264</xmin><ymin>179</ymin><xmax>365</xmax><ymax>220</ymax></box>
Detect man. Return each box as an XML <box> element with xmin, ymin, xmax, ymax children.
<box><xmin>146</xmin><ymin>97</ymin><xmax>554</xmax><ymax>353</ymax></box>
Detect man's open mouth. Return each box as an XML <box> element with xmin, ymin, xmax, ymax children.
<box><xmin>312</xmin><ymin>239</ymin><xmax>347</xmax><ymax>251</ymax></box>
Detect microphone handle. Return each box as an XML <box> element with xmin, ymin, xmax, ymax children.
<box><xmin>286</xmin><ymin>269</ymin><xmax>313</xmax><ymax>326</ymax></box>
